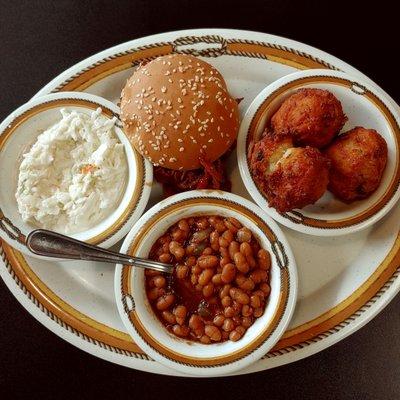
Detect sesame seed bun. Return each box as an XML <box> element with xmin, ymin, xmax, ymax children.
<box><xmin>120</xmin><ymin>54</ymin><xmax>240</xmax><ymax>170</ymax></box>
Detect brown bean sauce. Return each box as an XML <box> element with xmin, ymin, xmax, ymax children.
<box><xmin>145</xmin><ymin>215</ymin><xmax>271</xmax><ymax>343</ymax></box>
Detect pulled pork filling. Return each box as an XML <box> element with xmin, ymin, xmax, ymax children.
<box><xmin>154</xmin><ymin>157</ymin><xmax>231</xmax><ymax>197</ymax></box>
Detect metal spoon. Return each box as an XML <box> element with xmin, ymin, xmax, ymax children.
<box><xmin>26</xmin><ymin>229</ymin><xmax>174</xmax><ymax>274</ymax></box>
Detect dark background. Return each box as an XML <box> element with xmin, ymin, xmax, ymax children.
<box><xmin>1</xmin><ymin>1</ymin><xmax>399</xmax><ymax>399</ymax></box>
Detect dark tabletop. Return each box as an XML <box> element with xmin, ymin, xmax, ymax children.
<box><xmin>1</xmin><ymin>1</ymin><xmax>399</xmax><ymax>399</ymax></box>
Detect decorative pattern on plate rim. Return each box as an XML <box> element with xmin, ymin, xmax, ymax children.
<box><xmin>51</xmin><ymin>35</ymin><xmax>339</xmax><ymax>93</ymax></box>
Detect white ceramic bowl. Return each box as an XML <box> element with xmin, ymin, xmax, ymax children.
<box><xmin>0</xmin><ymin>92</ymin><xmax>153</xmax><ymax>257</ymax></box>
<box><xmin>237</xmin><ymin>69</ymin><xmax>400</xmax><ymax>236</ymax></box>
<box><xmin>115</xmin><ymin>190</ymin><xmax>297</xmax><ymax>376</ymax></box>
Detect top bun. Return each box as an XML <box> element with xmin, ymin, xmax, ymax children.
<box><xmin>120</xmin><ymin>54</ymin><xmax>239</xmax><ymax>170</ymax></box>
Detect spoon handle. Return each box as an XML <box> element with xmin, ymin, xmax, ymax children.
<box><xmin>26</xmin><ymin>229</ymin><xmax>173</xmax><ymax>273</ymax></box>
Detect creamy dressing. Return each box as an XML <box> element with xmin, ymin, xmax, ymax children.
<box><xmin>16</xmin><ymin>108</ymin><xmax>128</xmax><ymax>234</ymax></box>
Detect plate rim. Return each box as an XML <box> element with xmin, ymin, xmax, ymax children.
<box><xmin>1</xmin><ymin>28</ymin><xmax>399</xmax><ymax>376</ymax></box>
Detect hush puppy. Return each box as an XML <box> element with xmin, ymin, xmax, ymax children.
<box><xmin>324</xmin><ymin>127</ymin><xmax>388</xmax><ymax>202</ymax></box>
<box><xmin>271</xmin><ymin>88</ymin><xmax>347</xmax><ymax>148</ymax></box>
<box><xmin>249</xmin><ymin>133</ymin><xmax>330</xmax><ymax>212</ymax></box>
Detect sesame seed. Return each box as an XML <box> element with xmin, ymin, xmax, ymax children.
<box><xmin>161</xmin><ymin>86</ymin><xmax>167</xmax><ymax>93</ymax></box>
<box><xmin>179</xmin><ymin>147</ymin><xmax>184</xmax><ymax>152</ymax></box>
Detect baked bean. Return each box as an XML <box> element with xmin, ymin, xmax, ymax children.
<box><xmin>250</xmin><ymin>294</ymin><xmax>262</xmax><ymax>308</ymax></box>
<box><xmin>162</xmin><ymin>311</ymin><xmax>176</xmax><ymax>324</ymax></box>
<box><xmin>196</xmin><ymin>217</ymin><xmax>209</xmax><ymax>230</ymax></box>
<box><xmin>213</xmin><ymin>314</ymin><xmax>225</xmax><ymax>327</ymax></box>
<box><xmin>236</xmin><ymin>326</ymin><xmax>246</xmax><ymax>335</ymax></box>
<box><xmin>221</xmin><ymin>263</ymin><xmax>236</xmax><ymax>283</ymax></box>
<box><xmin>241</xmin><ymin>304</ymin><xmax>253</xmax><ymax>317</ymax></box>
<box><xmin>200</xmin><ymin>335</ymin><xmax>211</xmax><ymax>344</ymax></box>
<box><xmin>198</xmin><ymin>269</ymin><xmax>214</xmax><ymax>286</ymax></box>
<box><xmin>210</xmin><ymin>231</ymin><xmax>220</xmax><ymax>251</ymax></box>
<box><xmin>151</xmin><ymin>276</ymin><xmax>166</xmax><ymax>288</ymax></box>
<box><xmin>253</xmin><ymin>307</ymin><xmax>264</xmax><ymax>317</ymax></box>
<box><xmin>189</xmin><ymin>314</ymin><xmax>204</xmax><ymax>330</ymax></box>
<box><xmin>220</xmin><ymin>256</ymin><xmax>231</xmax><ymax>268</ymax></box>
<box><xmin>205</xmin><ymin>325</ymin><xmax>222</xmax><ymax>342</ymax></box>
<box><xmin>191</xmin><ymin>274</ymin><xmax>198</xmax><ymax>285</ymax></box>
<box><xmin>258</xmin><ymin>249</ymin><xmax>271</xmax><ymax>271</ymax></box>
<box><xmin>222</xmin><ymin>318</ymin><xmax>235</xmax><ymax>332</ymax></box>
<box><xmin>174</xmin><ymin>305</ymin><xmax>187</xmax><ymax>319</ymax></box>
<box><xmin>222</xmin><ymin>230</ymin><xmax>234</xmax><ymax>242</ymax></box>
<box><xmin>250</xmin><ymin>269</ymin><xmax>268</xmax><ymax>284</ymax></box>
<box><xmin>159</xmin><ymin>253</ymin><xmax>172</xmax><ymax>263</ymax></box>
<box><xmin>147</xmin><ymin>287</ymin><xmax>165</xmax><ymax>301</ymax></box>
<box><xmin>260</xmin><ymin>283</ymin><xmax>271</xmax><ymax>296</ymax></box>
<box><xmin>229</xmin><ymin>288</ymin><xmax>250</xmax><ymax>305</ymax></box>
<box><xmin>159</xmin><ymin>235</ymin><xmax>171</xmax><ymax>245</ymax></box>
<box><xmin>185</xmin><ymin>256</ymin><xmax>197</xmax><ymax>267</ymax></box>
<box><xmin>219</xmin><ymin>237</ymin><xmax>229</xmax><ymax>248</ymax></box>
<box><xmin>220</xmin><ymin>284</ymin><xmax>232</xmax><ymax>299</ymax></box>
<box><xmin>175</xmin><ymin>264</ymin><xmax>188</xmax><ymax>279</ymax></box>
<box><xmin>228</xmin><ymin>241</ymin><xmax>240</xmax><ymax>260</ymax></box>
<box><xmin>224</xmin><ymin>306</ymin><xmax>235</xmax><ymax>318</ymax></box>
<box><xmin>233</xmin><ymin>252</ymin><xmax>249</xmax><ymax>274</ymax></box>
<box><xmin>212</xmin><ymin>273</ymin><xmax>222</xmax><ymax>285</ymax></box>
<box><xmin>202</xmin><ymin>247</ymin><xmax>213</xmax><ymax>255</ymax></box>
<box><xmin>185</xmin><ymin>243</ymin><xmax>195</xmax><ymax>256</ymax></box>
<box><xmin>172</xmin><ymin>228</ymin><xmax>186</xmax><ymax>242</ymax></box>
<box><xmin>210</xmin><ymin>217</ymin><xmax>226</xmax><ymax>233</ymax></box>
<box><xmin>202</xmin><ymin>283</ymin><xmax>214</xmax><ymax>298</ymax></box>
<box><xmin>147</xmin><ymin>215</ymin><xmax>271</xmax><ymax>344</ymax></box>
<box><xmin>198</xmin><ymin>255</ymin><xmax>218</xmax><ymax>269</ymax></box>
<box><xmin>172</xmin><ymin>324</ymin><xmax>189</xmax><ymax>337</ymax></box>
<box><xmin>229</xmin><ymin>330</ymin><xmax>241</xmax><ymax>342</ymax></box>
<box><xmin>253</xmin><ymin>289</ymin><xmax>265</xmax><ymax>300</ymax></box>
<box><xmin>239</xmin><ymin>242</ymin><xmax>252</xmax><ymax>257</ymax></box>
<box><xmin>237</xmin><ymin>227</ymin><xmax>252</xmax><ymax>243</ymax></box>
<box><xmin>193</xmin><ymin>327</ymin><xmax>205</xmax><ymax>337</ymax></box>
<box><xmin>191</xmin><ymin>265</ymin><xmax>202</xmax><ymax>275</ymax></box>
<box><xmin>156</xmin><ymin>294</ymin><xmax>175</xmax><ymax>311</ymax></box>
<box><xmin>235</xmin><ymin>274</ymin><xmax>255</xmax><ymax>291</ymax></box>
<box><xmin>232</xmin><ymin>300</ymin><xmax>242</xmax><ymax>313</ymax></box>
<box><xmin>242</xmin><ymin>316</ymin><xmax>253</xmax><ymax>328</ymax></box>
<box><xmin>221</xmin><ymin>296</ymin><xmax>231</xmax><ymax>307</ymax></box>
<box><xmin>169</xmin><ymin>241</ymin><xmax>185</xmax><ymax>260</ymax></box>
<box><xmin>178</xmin><ymin>219</ymin><xmax>190</xmax><ymax>232</ymax></box>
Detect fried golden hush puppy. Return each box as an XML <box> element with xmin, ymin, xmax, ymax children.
<box><xmin>324</xmin><ymin>127</ymin><xmax>388</xmax><ymax>203</ymax></box>
<box><xmin>249</xmin><ymin>133</ymin><xmax>330</xmax><ymax>212</ymax></box>
<box><xmin>271</xmin><ymin>88</ymin><xmax>347</xmax><ymax>148</ymax></box>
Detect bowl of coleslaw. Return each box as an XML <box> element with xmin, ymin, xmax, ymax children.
<box><xmin>0</xmin><ymin>92</ymin><xmax>153</xmax><ymax>258</ymax></box>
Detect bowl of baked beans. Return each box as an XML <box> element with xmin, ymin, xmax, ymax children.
<box><xmin>115</xmin><ymin>190</ymin><xmax>297</xmax><ymax>376</ymax></box>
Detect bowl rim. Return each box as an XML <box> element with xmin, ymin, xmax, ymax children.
<box><xmin>237</xmin><ymin>68</ymin><xmax>400</xmax><ymax>236</ymax></box>
<box><xmin>114</xmin><ymin>190</ymin><xmax>298</xmax><ymax>376</ymax></box>
<box><xmin>0</xmin><ymin>91</ymin><xmax>153</xmax><ymax>255</ymax></box>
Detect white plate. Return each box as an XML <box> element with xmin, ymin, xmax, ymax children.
<box><xmin>237</xmin><ymin>69</ymin><xmax>400</xmax><ymax>236</ymax></box>
<box><xmin>1</xmin><ymin>29</ymin><xmax>400</xmax><ymax>376</ymax></box>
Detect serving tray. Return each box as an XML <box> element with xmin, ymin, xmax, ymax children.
<box><xmin>1</xmin><ymin>28</ymin><xmax>399</xmax><ymax>376</ymax></box>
